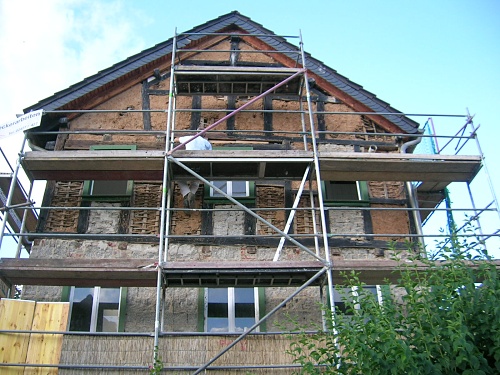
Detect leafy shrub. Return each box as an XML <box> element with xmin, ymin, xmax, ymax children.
<box><xmin>287</xmin><ymin>239</ymin><xmax>500</xmax><ymax>374</ymax></box>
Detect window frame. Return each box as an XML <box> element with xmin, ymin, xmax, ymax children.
<box><xmin>203</xmin><ymin>147</ymin><xmax>255</xmax><ymax>204</ymax></box>
<box><xmin>198</xmin><ymin>287</ymin><xmax>265</xmax><ymax>333</ymax></box>
<box><xmin>333</xmin><ymin>285</ymin><xmax>383</xmax><ymax>315</ymax></box>
<box><xmin>82</xmin><ymin>145</ymin><xmax>136</xmax><ymax>202</ymax></box>
<box><xmin>204</xmin><ymin>180</ymin><xmax>256</xmax><ymax>203</ymax></box>
<box><xmin>321</xmin><ymin>180</ymin><xmax>369</xmax><ymax>206</ymax></box>
<box><xmin>62</xmin><ymin>286</ymin><xmax>127</xmax><ymax>332</ymax></box>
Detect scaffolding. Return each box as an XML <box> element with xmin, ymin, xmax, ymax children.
<box><xmin>0</xmin><ymin>29</ymin><xmax>499</xmax><ymax>373</ymax></box>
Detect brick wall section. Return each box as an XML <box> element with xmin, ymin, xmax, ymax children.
<box><xmin>45</xmin><ymin>181</ymin><xmax>83</xmax><ymax>232</ymax></box>
<box><xmin>129</xmin><ymin>182</ymin><xmax>162</xmax><ymax>235</ymax></box>
<box><xmin>329</xmin><ymin>209</ymin><xmax>365</xmax><ymax>238</ymax></box>
<box><xmin>369</xmin><ymin>181</ymin><xmax>406</xmax><ymax>199</ymax></box>
<box><xmin>256</xmin><ymin>186</ymin><xmax>285</xmax><ymax>235</ymax></box>
<box><xmin>294</xmin><ymin>196</ymin><xmax>318</xmax><ymax>234</ymax></box>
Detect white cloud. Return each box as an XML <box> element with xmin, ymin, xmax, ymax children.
<box><xmin>0</xmin><ymin>0</ymin><xmax>150</xmax><ymax>160</ymax></box>
<box><xmin>0</xmin><ymin>0</ymin><xmax>148</xmax><ymax>124</ymax></box>
<box><xmin>0</xmin><ymin>0</ymin><xmax>150</xmax><ymax>257</ymax></box>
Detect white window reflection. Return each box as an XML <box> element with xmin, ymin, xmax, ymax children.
<box><xmin>210</xmin><ymin>181</ymin><xmax>250</xmax><ymax>198</ymax></box>
<box><xmin>69</xmin><ymin>287</ymin><xmax>122</xmax><ymax>332</ymax></box>
<box><xmin>205</xmin><ymin>287</ymin><xmax>258</xmax><ymax>332</ymax></box>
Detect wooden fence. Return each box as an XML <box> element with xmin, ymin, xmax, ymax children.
<box><xmin>0</xmin><ymin>299</ymin><xmax>69</xmax><ymax>374</ymax></box>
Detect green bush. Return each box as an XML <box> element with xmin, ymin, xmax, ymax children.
<box><xmin>287</xmin><ymin>239</ymin><xmax>500</xmax><ymax>374</ymax></box>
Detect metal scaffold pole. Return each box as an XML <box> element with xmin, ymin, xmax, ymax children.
<box><xmin>298</xmin><ymin>30</ymin><xmax>336</xmax><ymax>315</ymax></box>
<box><xmin>153</xmin><ymin>28</ymin><xmax>178</xmax><ymax>357</ymax></box>
<box><xmin>0</xmin><ymin>134</ymin><xmax>28</xmax><ymax>250</ymax></box>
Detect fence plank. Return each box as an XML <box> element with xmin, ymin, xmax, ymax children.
<box><xmin>0</xmin><ymin>299</ymin><xmax>36</xmax><ymax>374</ymax></box>
<box><xmin>24</xmin><ymin>302</ymin><xmax>69</xmax><ymax>375</ymax></box>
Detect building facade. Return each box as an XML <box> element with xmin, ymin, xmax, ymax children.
<box><xmin>0</xmin><ymin>11</ymin><xmax>489</xmax><ymax>373</ymax></box>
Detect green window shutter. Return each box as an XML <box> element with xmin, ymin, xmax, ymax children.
<box><xmin>358</xmin><ymin>180</ymin><xmax>369</xmax><ymax>201</ymax></box>
<box><xmin>61</xmin><ymin>286</ymin><xmax>71</xmax><ymax>302</ymax></box>
<box><xmin>258</xmin><ymin>288</ymin><xmax>266</xmax><ymax>332</ymax></box>
<box><xmin>118</xmin><ymin>287</ymin><xmax>128</xmax><ymax>332</ymax></box>
<box><xmin>197</xmin><ymin>288</ymin><xmax>205</xmax><ymax>332</ymax></box>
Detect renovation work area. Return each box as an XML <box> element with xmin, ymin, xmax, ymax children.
<box><xmin>0</xmin><ymin>11</ymin><xmax>499</xmax><ymax>374</ymax></box>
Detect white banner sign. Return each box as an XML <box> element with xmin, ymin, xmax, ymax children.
<box><xmin>0</xmin><ymin>110</ymin><xmax>43</xmax><ymax>139</ymax></box>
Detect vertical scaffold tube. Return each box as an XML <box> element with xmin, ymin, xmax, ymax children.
<box><xmin>153</xmin><ymin>28</ymin><xmax>178</xmax><ymax>359</ymax></box>
<box><xmin>298</xmin><ymin>30</ymin><xmax>336</xmax><ymax>314</ymax></box>
<box><xmin>0</xmin><ymin>134</ymin><xmax>28</xmax><ymax>249</ymax></box>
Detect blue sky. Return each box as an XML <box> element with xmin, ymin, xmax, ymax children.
<box><xmin>0</xmin><ymin>0</ymin><xmax>498</xmax><ymax>257</ymax></box>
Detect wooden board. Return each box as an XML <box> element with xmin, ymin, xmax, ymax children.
<box><xmin>0</xmin><ymin>299</ymin><xmax>36</xmax><ymax>374</ymax></box>
<box><xmin>24</xmin><ymin>302</ymin><xmax>69</xmax><ymax>375</ymax></box>
<box><xmin>5</xmin><ymin>258</ymin><xmax>497</xmax><ymax>288</ymax></box>
<box><xmin>21</xmin><ymin>150</ymin><xmax>482</xmax><ymax>184</ymax></box>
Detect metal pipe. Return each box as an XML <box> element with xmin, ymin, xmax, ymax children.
<box><xmin>27</xmin><ymin>127</ymin><xmax>473</xmax><ymax>139</ymax></box>
<box><xmin>299</xmin><ymin>30</ymin><xmax>336</xmax><ymax>316</ymax></box>
<box><xmin>400</xmin><ymin>133</ymin><xmax>425</xmax><ymax>252</ymax></box>
<box><xmin>0</xmin><ymin>363</ymin><xmax>149</xmax><ymax>370</ymax></box>
<box><xmin>273</xmin><ymin>166</ymin><xmax>311</xmax><ymax>261</ymax></box>
<box><xmin>176</xmin><ymin>49</ymin><xmax>301</xmax><ymax>54</ymax></box>
<box><xmin>24</xmin><ymin>205</ymin><xmax>496</xmax><ymax>213</ymax></box>
<box><xmin>0</xmin><ymin>362</ymin><xmax>311</xmax><ymax>371</ymax></box>
<box><xmin>0</xmin><ymin>135</ymin><xmax>27</xmax><ymax>249</ymax></box>
<box><xmin>15</xmin><ymin>182</ymin><xmax>34</xmax><ymax>257</ymax></box>
<box><xmin>153</xmin><ymin>27</ymin><xmax>178</xmax><ymax>357</ymax></box>
<box><xmin>0</xmin><ymin>329</ymin><xmax>154</xmax><ymax>336</ymax></box>
<box><xmin>193</xmin><ymin>267</ymin><xmax>327</xmax><ymax>374</ymax></box>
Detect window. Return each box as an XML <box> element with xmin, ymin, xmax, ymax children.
<box><xmin>204</xmin><ymin>147</ymin><xmax>255</xmax><ymax>203</ymax></box>
<box><xmin>82</xmin><ymin>145</ymin><xmax>135</xmax><ymax>201</ymax></box>
<box><xmin>204</xmin><ymin>180</ymin><xmax>255</xmax><ymax>203</ymax></box>
<box><xmin>333</xmin><ymin>285</ymin><xmax>381</xmax><ymax>315</ymax></box>
<box><xmin>201</xmin><ymin>287</ymin><xmax>262</xmax><ymax>333</ymax></box>
<box><xmin>209</xmin><ymin>181</ymin><xmax>252</xmax><ymax>198</ymax></box>
<box><xmin>64</xmin><ymin>286</ymin><xmax>127</xmax><ymax>332</ymax></box>
<box><xmin>322</xmin><ymin>181</ymin><xmax>369</xmax><ymax>206</ymax></box>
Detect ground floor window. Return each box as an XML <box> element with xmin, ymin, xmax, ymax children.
<box><xmin>333</xmin><ymin>285</ymin><xmax>382</xmax><ymax>314</ymax></box>
<box><xmin>204</xmin><ymin>287</ymin><xmax>260</xmax><ymax>333</ymax></box>
<box><xmin>66</xmin><ymin>286</ymin><xmax>126</xmax><ymax>332</ymax></box>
